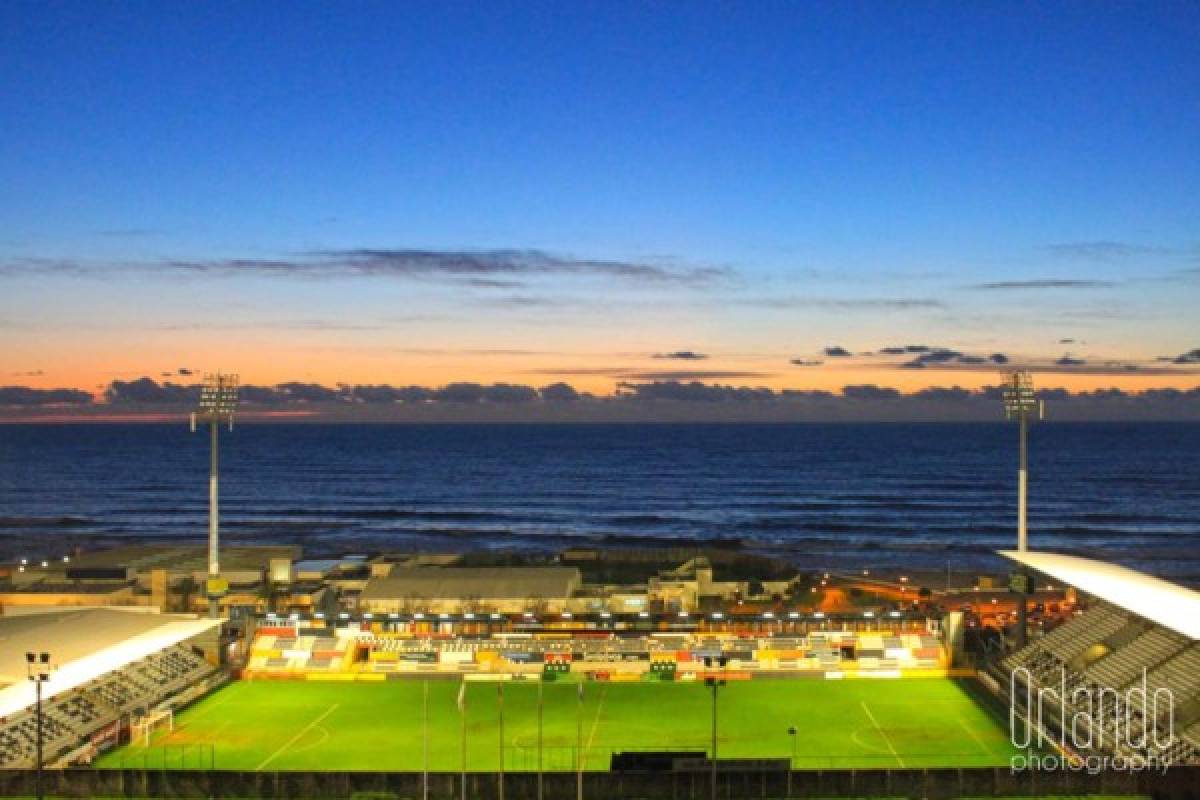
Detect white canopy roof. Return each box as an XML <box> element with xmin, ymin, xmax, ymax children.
<box><xmin>0</xmin><ymin>609</ymin><xmax>220</xmax><ymax>718</ymax></box>
<box><xmin>999</xmin><ymin>550</ymin><xmax>1200</xmax><ymax>640</ymax></box>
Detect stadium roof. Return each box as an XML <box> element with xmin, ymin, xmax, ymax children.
<box><xmin>362</xmin><ymin>566</ymin><xmax>582</xmax><ymax>601</ymax></box>
<box><xmin>0</xmin><ymin>608</ymin><xmax>221</xmax><ymax>717</ymax></box>
<box><xmin>999</xmin><ymin>550</ymin><xmax>1200</xmax><ymax>640</ymax></box>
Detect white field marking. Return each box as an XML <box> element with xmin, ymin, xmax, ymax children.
<box><xmin>958</xmin><ymin>718</ymin><xmax>992</xmax><ymax>756</ymax></box>
<box><xmin>860</xmin><ymin>700</ymin><xmax>905</xmax><ymax>768</ymax></box>
<box><xmin>580</xmin><ymin>685</ymin><xmax>608</xmax><ymax>771</ymax></box>
<box><xmin>255</xmin><ymin>704</ymin><xmax>340</xmax><ymax>771</ymax></box>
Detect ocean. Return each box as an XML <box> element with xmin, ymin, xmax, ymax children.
<box><xmin>1</xmin><ymin>422</ymin><xmax>1197</xmax><ymax>579</ymax></box>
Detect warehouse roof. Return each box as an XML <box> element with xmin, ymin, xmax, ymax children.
<box><xmin>361</xmin><ymin>566</ymin><xmax>581</xmax><ymax>601</ymax></box>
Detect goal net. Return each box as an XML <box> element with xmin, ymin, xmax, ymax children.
<box><xmin>130</xmin><ymin>708</ymin><xmax>174</xmax><ymax>747</ymax></box>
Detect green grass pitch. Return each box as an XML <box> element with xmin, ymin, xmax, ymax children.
<box><xmin>97</xmin><ymin>677</ymin><xmax>1022</xmax><ymax>771</ymax></box>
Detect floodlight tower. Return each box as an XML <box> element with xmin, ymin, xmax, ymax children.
<box><xmin>192</xmin><ymin>372</ymin><xmax>239</xmax><ymax>618</ymax></box>
<box><xmin>1002</xmin><ymin>370</ymin><xmax>1043</xmax><ymax>647</ymax></box>
<box><xmin>26</xmin><ymin>651</ymin><xmax>52</xmax><ymax>800</ymax></box>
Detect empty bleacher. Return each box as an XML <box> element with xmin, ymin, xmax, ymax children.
<box><xmin>0</xmin><ymin>644</ymin><xmax>218</xmax><ymax>769</ymax></box>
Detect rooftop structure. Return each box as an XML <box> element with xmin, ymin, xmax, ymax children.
<box><xmin>0</xmin><ymin>608</ymin><xmax>221</xmax><ymax>718</ymax></box>
<box><xmin>998</xmin><ymin>549</ymin><xmax>1200</xmax><ymax>640</ymax></box>
<box><xmin>360</xmin><ymin>566</ymin><xmax>583</xmax><ymax>613</ymax></box>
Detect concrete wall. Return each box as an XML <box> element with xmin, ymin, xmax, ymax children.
<box><xmin>0</xmin><ymin>766</ymin><xmax>1195</xmax><ymax>800</ymax></box>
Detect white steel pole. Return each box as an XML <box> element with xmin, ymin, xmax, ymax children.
<box><xmin>208</xmin><ymin>418</ymin><xmax>219</xmax><ymax>618</ymax></box>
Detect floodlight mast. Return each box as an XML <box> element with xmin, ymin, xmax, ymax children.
<box><xmin>191</xmin><ymin>372</ymin><xmax>238</xmax><ymax>619</ymax></box>
<box><xmin>1002</xmin><ymin>370</ymin><xmax>1043</xmax><ymax>648</ymax></box>
<box><xmin>1001</xmin><ymin>371</ymin><xmax>1043</xmax><ymax>552</ymax></box>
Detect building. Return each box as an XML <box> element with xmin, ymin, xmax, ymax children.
<box><xmin>359</xmin><ymin>566</ymin><xmax>583</xmax><ymax>613</ymax></box>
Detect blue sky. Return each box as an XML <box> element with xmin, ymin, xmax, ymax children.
<box><xmin>1</xmin><ymin>1</ymin><xmax>1198</xmax><ymax>397</ymax></box>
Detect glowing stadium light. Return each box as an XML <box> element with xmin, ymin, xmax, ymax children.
<box><xmin>338</xmin><ymin>612</ymin><xmax>349</xmax><ymax>619</ymax></box>
<box><xmin>762</xmin><ymin>612</ymin><xmax>774</xmax><ymax>619</ymax></box>
<box><xmin>289</xmin><ymin>613</ymin><xmax>299</xmax><ymax>621</ymax></box>
<box><xmin>812</xmin><ymin>612</ymin><xmax>825</xmax><ymax>619</ymax></box>
<box><xmin>562</xmin><ymin>612</ymin><xmax>572</xmax><ymax>619</ymax></box>
<box><xmin>190</xmin><ymin>371</ymin><xmax>239</xmax><ymax>620</ymax></box>
<box><xmin>888</xmin><ymin>611</ymin><xmax>902</xmax><ymax>617</ymax></box>
<box><xmin>439</xmin><ymin>613</ymin><xmax>450</xmax><ymax>619</ymax></box>
<box><xmin>638</xmin><ymin>611</ymin><xmax>649</xmax><ymax>618</ymax></box>
<box><xmin>490</xmin><ymin>613</ymin><xmax>502</xmax><ymax>620</ymax></box>
<box><xmin>677</xmin><ymin>611</ymin><xmax>689</xmax><ymax>618</ymax></box>
<box><xmin>863</xmin><ymin>611</ymin><xmax>875</xmax><ymax>618</ymax></box>
<box><xmin>314</xmin><ymin>612</ymin><xmax>325</xmax><ymax>619</ymax></box>
<box><xmin>414</xmin><ymin>613</ymin><xmax>425</xmax><ymax>619</ymax></box>
<box><xmin>711</xmin><ymin>612</ymin><xmax>724</xmax><ymax>619</ymax></box>
<box><xmin>40</xmin><ymin>561</ymin><xmax>48</xmax><ymax>568</ymax></box>
<box><xmin>599</xmin><ymin>611</ymin><xmax>611</xmax><ymax>618</ymax></box>
<box><xmin>463</xmin><ymin>612</ymin><xmax>475</xmax><ymax>620</ymax></box>
<box><xmin>388</xmin><ymin>612</ymin><xmax>399</xmax><ymax>619</ymax></box>
<box><xmin>363</xmin><ymin>613</ymin><xmax>374</xmax><ymax>619</ymax></box>
<box><xmin>61</xmin><ymin>556</ymin><xmax>69</xmax><ymax>563</ymax></box>
<box><xmin>787</xmin><ymin>611</ymin><xmax>800</xmax><ymax>619</ymax></box>
<box><xmin>20</xmin><ymin>558</ymin><xmax>27</xmax><ymax>565</ymax></box>
<box><xmin>523</xmin><ymin>612</ymin><xmax>534</xmax><ymax>619</ymax></box>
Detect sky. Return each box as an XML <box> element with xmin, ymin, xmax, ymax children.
<box><xmin>1</xmin><ymin>1</ymin><xmax>1198</xmax><ymax>418</ymax></box>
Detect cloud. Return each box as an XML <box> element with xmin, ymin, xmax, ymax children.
<box><xmin>616</xmin><ymin>381</ymin><xmax>777</xmax><ymax>404</ymax></box>
<box><xmin>653</xmin><ymin>351</ymin><xmax>708</xmax><ymax>361</ymax></box>
<box><xmin>789</xmin><ymin>359</ymin><xmax>823</xmax><ymax>367</ymax></box>
<box><xmin>1055</xmin><ymin>355</ymin><xmax>1087</xmax><ymax>366</ymax></box>
<box><xmin>1046</xmin><ymin>241</ymin><xmax>1170</xmax><ymax>260</ymax></box>
<box><xmin>1171</xmin><ymin>348</ymin><xmax>1200</xmax><ymax>364</ymax></box>
<box><xmin>1</xmin><ymin>248</ymin><xmax>731</xmax><ymax>288</ymax></box>
<box><xmin>6</xmin><ymin>377</ymin><xmax>1200</xmax><ymax>421</ymax></box>
<box><xmin>1059</xmin><ymin>338</ymin><xmax>1076</xmax><ymax>344</ymax></box>
<box><xmin>617</xmin><ymin>370</ymin><xmax>771</xmax><ymax>381</ymax></box>
<box><xmin>10</xmin><ymin>370</ymin><xmax>44</xmax><ymax>377</ymax></box>
<box><xmin>173</xmin><ymin>248</ymin><xmax>730</xmax><ymax>286</ymax></box>
<box><xmin>740</xmin><ymin>297</ymin><xmax>945</xmax><ymax>310</ymax></box>
<box><xmin>879</xmin><ymin>345</ymin><xmax>931</xmax><ymax>355</ymax></box>
<box><xmin>105</xmin><ymin>378</ymin><xmax>196</xmax><ymax>404</ymax></box>
<box><xmin>178</xmin><ymin>367</ymin><xmax>193</xmax><ymax>376</ymax></box>
<box><xmin>97</xmin><ymin>228</ymin><xmax>160</xmax><ymax>238</ymax></box>
<box><xmin>823</xmin><ymin>346</ymin><xmax>852</xmax><ymax>358</ymax></box>
<box><xmin>0</xmin><ymin>386</ymin><xmax>92</xmax><ymax>407</ymax></box>
<box><xmin>539</xmin><ymin>382</ymin><xmax>581</xmax><ymax>403</ymax></box>
<box><xmin>969</xmin><ymin>279</ymin><xmax>1116</xmax><ymax>290</ymax></box>
<box><xmin>841</xmin><ymin>384</ymin><xmax>901</xmax><ymax>400</ymax></box>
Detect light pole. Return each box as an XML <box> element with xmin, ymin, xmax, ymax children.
<box><xmin>704</xmin><ymin>655</ymin><xmax>728</xmax><ymax>800</ymax></box>
<box><xmin>1002</xmin><ymin>370</ymin><xmax>1042</xmax><ymax>648</ymax></box>
<box><xmin>191</xmin><ymin>372</ymin><xmax>238</xmax><ymax>619</ymax></box>
<box><xmin>786</xmin><ymin>726</ymin><xmax>797</xmax><ymax>797</ymax></box>
<box><xmin>26</xmin><ymin>651</ymin><xmax>52</xmax><ymax>800</ymax></box>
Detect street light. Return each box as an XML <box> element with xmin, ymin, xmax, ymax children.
<box><xmin>26</xmin><ymin>651</ymin><xmax>53</xmax><ymax>800</ymax></box>
<box><xmin>192</xmin><ymin>372</ymin><xmax>239</xmax><ymax>619</ymax></box>
<box><xmin>1002</xmin><ymin>370</ymin><xmax>1043</xmax><ymax>648</ymax></box>
<box><xmin>704</xmin><ymin>655</ymin><xmax>728</xmax><ymax>800</ymax></box>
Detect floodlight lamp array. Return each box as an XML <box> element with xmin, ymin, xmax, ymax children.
<box><xmin>1002</xmin><ymin>371</ymin><xmax>1040</xmax><ymax>419</ymax></box>
<box><xmin>197</xmin><ymin>373</ymin><xmax>239</xmax><ymax>417</ymax></box>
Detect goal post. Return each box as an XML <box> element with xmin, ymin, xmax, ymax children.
<box><xmin>131</xmin><ymin>708</ymin><xmax>174</xmax><ymax>747</ymax></box>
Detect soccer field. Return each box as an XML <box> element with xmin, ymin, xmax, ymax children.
<box><xmin>97</xmin><ymin>677</ymin><xmax>1021</xmax><ymax>771</ymax></box>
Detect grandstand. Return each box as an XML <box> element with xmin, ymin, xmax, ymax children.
<box><xmin>996</xmin><ymin>551</ymin><xmax>1200</xmax><ymax>767</ymax></box>
<box><xmin>0</xmin><ymin>608</ymin><xmax>223</xmax><ymax>768</ymax></box>
<box><xmin>243</xmin><ymin>621</ymin><xmax>947</xmax><ymax>679</ymax></box>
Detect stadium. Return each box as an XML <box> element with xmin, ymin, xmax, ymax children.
<box><xmin>0</xmin><ymin>549</ymin><xmax>1197</xmax><ymax>799</ymax></box>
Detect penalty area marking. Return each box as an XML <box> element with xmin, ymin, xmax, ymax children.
<box><xmin>255</xmin><ymin>704</ymin><xmax>340</xmax><ymax>771</ymax></box>
<box><xmin>860</xmin><ymin>700</ymin><xmax>905</xmax><ymax>768</ymax></box>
